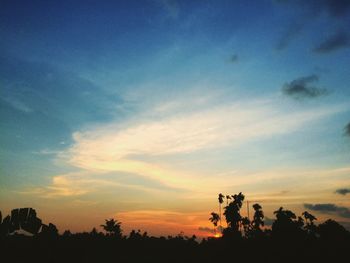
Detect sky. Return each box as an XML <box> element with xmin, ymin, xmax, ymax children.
<box><xmin>0</xmin><ymin>0</ymin><xmax>350</xmax><ymax>237</ymax></box>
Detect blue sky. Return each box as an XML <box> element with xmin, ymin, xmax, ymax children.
<box><xmin>1</xmin><ymin>0</ymin><xmax>350</xmax><ymax>236</ymax></box>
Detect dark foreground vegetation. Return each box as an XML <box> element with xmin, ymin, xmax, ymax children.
<box><xmin>1</xmin><ymin>193</ymin><xmax>349</xmax><ymax>263</ymax></box>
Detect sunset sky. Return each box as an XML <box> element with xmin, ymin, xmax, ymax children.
<box><xmin>1</xmin><ymin>0</ymin><xmax>350</xmax><ymax>237</ymax></box>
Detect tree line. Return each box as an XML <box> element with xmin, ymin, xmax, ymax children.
<box><xmin>209</xmin><ymin>192</ymin><xmax>349</xmax><ymax>241</ymax></box>
<box><xmin>1</xmin><ymin>192</ymin><xmax>349</xmax><ymax>263</ymax></box>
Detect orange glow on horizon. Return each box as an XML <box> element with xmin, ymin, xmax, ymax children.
<box><xmin>213</xmin><ymin>233</ymin><xmax>222</xmax><ymax>238</ymax></box>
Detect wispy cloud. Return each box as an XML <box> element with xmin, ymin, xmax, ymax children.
<box><xmin>156</xmin><ymin>0</ymin><xmax>179</xmax><ymax>19</ymax></box>
<box><xmin>61</xmin><ymin>97</ymin><xmax>345</xmax><ymax>190</ymax></box>
<box><xmin>275</xmin><ymin>0</ymin><xmax>350</xmax><ymax>51</ymax></box>
<box><xmin>198</xmin><ymin>226</ymin><xmax>223</xmax><ymax>234</ymax></box>
<box><xmin>276</xmin><ymin>23</ymin><xmax>304</xmax><ymax>50</ymax></box>
<box><xmin>313</xmin><ymin>31</ymin><xmax>350</xmax><ymax>54</ymax></box>
<box><xmin>335</xmin><ymin>188</ymin><xmax>350</xmax><ymax>195</ymax></box>
<box><xmin>18</xmin><ymin>170</ymin><xmax>187</xmax><ymax>199</ymax></box>
<box><xmin>345</xmin><ymin>122</ymin><xmax>350</xmax><ymax>137</ymax></box>
<box><xmin>276</xmin><ymin>0</ymin><xmax>350</xmax><ymax>18</ymax></box>
<box><xmin>317</xmin><ymin>0</ymin><xmax>350</xmax><ymax>17</ymax></box>
<box><xmin>1</xmin><ymin>96</ymin><xmax>33</xmax><ymax>113</ymax></box>
<box><xmin>198</xmin><ymin>226</ymin><xmax>215</xmax><ymax>234</ymax></box>
<box><xmin>304</xmin><ymin>203</ymin><xmax>350</xmax><ymax>218</ymax></box>
<box><xmin>229</xmin><ymin>54</ymin><xmax>239</xmax><ymax>63</ymax></box>
<box><xmin>282</xmin><ymin>75</ymin><xmax>327</xmax><ymax>99</ymax></box>
<box><xmin>32</xmin><ymin>149</ymin><xmax>64</xmax><ymax>155</ymax></box>
<box><xmin>17</xmin><ymin>172</ymin><xmax>100</xmax><ymax>198</ymax></box>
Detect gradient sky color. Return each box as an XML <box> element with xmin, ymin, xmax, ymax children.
<box><xmin>1</xmin><ymin>0</ymin><xmax>350</xmax><ymax>237</ymax></box>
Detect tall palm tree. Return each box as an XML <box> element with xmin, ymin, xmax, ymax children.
<box><xmin>209</xmin><ymin>212</ymin><xmax>220</xmax><ymax>235</ymax></box>
<box><xmin>218</xmin><ymin>193</ymin><xmax>225</xmax><ymax>230</ymax></box>
<box><xmin>225</xmin><ymin>195</ymin><xmax>231</xmax><ymax>227</ymax></box>
<box><xmin>225</xmin><ymin>195</ymin><xmax>231</xmax><ymax>206</ymax></box>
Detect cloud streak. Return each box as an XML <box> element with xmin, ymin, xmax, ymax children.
<box><xmin>275</xmin><ymin>0</ymin><xmax>350</xmax><ymax>51</ymax></box>
<box><xmin>0</xmin><ymin>96</ymin><xmax>33</xmax><ymax>113</ymax></box>
<box><xmin>304</xmin><ymin>203</ymin><xmax>350</xmax><ymax>218</ymax></box>
<box><xmin>57</xmin><ymin>95</ymin><xmax>347</xmax><ymax>193</ymax></box>
<box><xmin>157</xmin><ymin>0</ymin><xmax>179</xmax><ymax>19</ymax></box>
<box><xmin>18</xmin><ymin>170</ymin><xmax>187</xmax><ymax>199</ymax></box>
<box><xmin>282</xmin><ymin>75</ymin><xmax>327</xmax><ymax>99</ymax></box>
<box><xmin>229</xmin><ymin>54</ymin><xmax>239</xmax><ymax>63</ymax></box>
<box><xmin>313</xmin><ymin>32</ymin><xmax>350</xmax><ymax>54</ymax></box>
<box><xmin>335</xmin><ymin>188</ymin><xmax>350</xmax><ymax>195</ymax></box>
<box><xmin>277</xmin><ymin>0</ymin><xmax>350</xmax><ymax>18</ymax></box>
<box><xmin>276</xmin><ymin>23</ymin><xmax>304</xmax><ymax>50</ymax></box>
<box><xmin>345</xmin><ymin>122</ymin><xmax>350</xmax><ymax>137</ymax></box>
<box><xmin>318</xmin><ymin>0</ymin><xmax>350</xmax><ymax>17</ymax></box>
<box><xmin>198</xmin><ymin>227</ymin><xmax>215</xmax><ymax>234</ymax></box>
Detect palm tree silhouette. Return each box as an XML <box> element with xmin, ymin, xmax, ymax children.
<box><xmin>223</xmin><ymin>192</ymin><xmax>245</xmax><ymax>232</ymax></box>
<box><xmin>302</xmin><ymin>211</ymin><xmax>316</xmax><ymax>224</ymax></box>
<box><xmin>241</xmin><ymin>216</ymin><xmax>251</xmax><ymax>235</ymax></box>
<box><xmin>302</xmin><ymin>211</ymin><xmax>317</xmax><ymax>236</ymax></box>
<box><xmin>225</xmin><ymin>195</ymin><xmax>231</xmax><ymax>205</ymax></box>
<box><xmin>273</xmin><ymin>207</ymin><xmax>296</xmax><ymax>221</ymax></box>
<box><xmin>252</xmin><ymin>203</ymin><xmax>264</xmax><ymax>230</ymax></box>
<box><xmin>218</xmin><ymin>193</ymin><xmax>225</xmax><ymax>230</ymax></box>
<box><xmin>101</xmin><ymin>218</ymin><xmax>122</xmax><ymax>238</ymax></box>
<box><xmin>272</xmin><ymin>207</ymin><xmax>305</xmax><ymax>240</ymax></box>
<box><xmin>209</xmin><ymin>212</ymin><xmax>220</xmax><ymax>236</ymax></box>
<box><xmin>225</xmin><ymin>195</ymin><xmax>231</xmax><ymax>227</ymax></box>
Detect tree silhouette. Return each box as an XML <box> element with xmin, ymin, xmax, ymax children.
<box><xmin>223</xmin><ymin>192</ymin><xmax>245</xmax><ymax>233</ymax></box>
<box><xmin>317</xmin><ymin>219</ymin><xmax>349</xmax><ymax>240</ymax></box>
<box><xmin>0</xmin><ymin>211</ymin><xmax>5</xmax><ymax>237</ymax></box>
<box><xmin>62</xmin><ymin>230</ymin><xmax>72</xmax><ymax>237</ymax></box>
<box><xmin>90</xmin><ymin>227</ymin><xmax>99</xmax><ymax>236</ymax></box>
<box><xmin>209</xmin><ymin>212</ymin><xmax>220</xmax><ymax>235</ymax></box>
<box><xmin>225</xmin><ymin>195</ymin><xmax>231</xmax><ymax>205</ymax></box>
<box><xmin>218</xmin><ymin>193</ymin><xmax>224</xmax><ymax>230</ymax></box>
<box><xmin>302</xmin><ymin>211</ymin><xmax>316</xmax><ymax>223</ymax></box>
<box><xmin>101</xmin><ymin>218</ymin><xmax>122</xmax><ymax>238</ymax></box>
<box><xmin>2</xmin><ymin>199</ymin><xmax>350</xmax><ymax>263</ymax></box>
<box><xmin>302</xmin><ymin>211</ymin><xmax>317</xmax><ymax>237</ymax></box>
<box><xmin>242</xmin><ymin>203</ymin><xmax>265</xmax><ymax>239</ymax></box>
<box><xmin>252</xmin><ymin>203</ymin><xmax>264</xmax><ymax>231</ymax></box>
<box><xmin>241</xmin><ymin>216</ymin><xmax>251</xmax><ymax>236</ymax></box>
<box><xmin>272</xmin><ymin>207</ymin><xmax>304</xmax><ymax>240</ymax></box>
<box><xmin>40</xmin><ymin>223</ymin><xmax>59</xmax><ymax>238</ymax></box>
